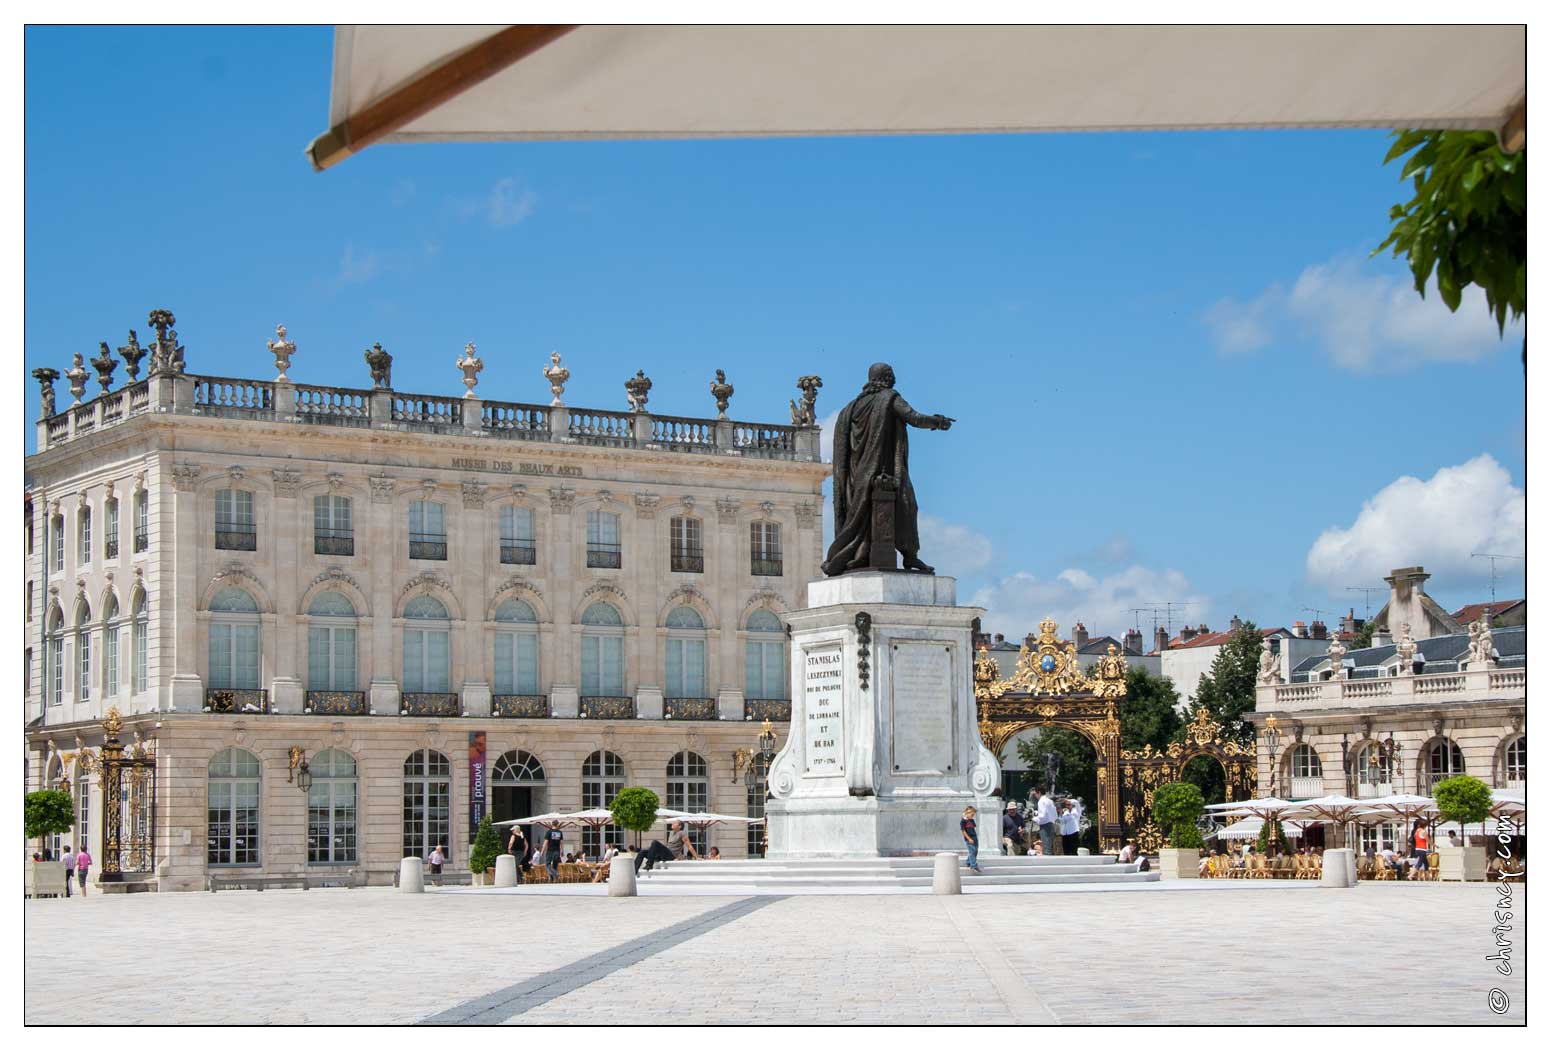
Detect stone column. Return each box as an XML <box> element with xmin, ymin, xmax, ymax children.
<box><xmin>367</xmin><ymin>474</ymin><xmax>399</xmax><ymax>713</ymax></box>
<box><xmin>270</xmin><ymin>469</ymin><xmax>303</xmax><ymax>714</ymax></box>
<box><xmin>167</xmin><ymin>464</ymin><xmax>204</xmax><ymax>711</ymax></box>
<box><xmin>714</xmin><ymin>498</ymin><xmax>741</xmax><ymax>708</ymax></box>
<box><xmin>547</xmin><ymin>487</ymin><xmax>577</xmax><ymax>717</ymax></box>
<box><xmin>460</xmin><ymin>480</ymin><xmax>491</xmax><ymax>716</ymax></box>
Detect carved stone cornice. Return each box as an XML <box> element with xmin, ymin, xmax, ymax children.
<box><xmin>550</xmin><ymin>487</ymin><xmax>576</xmax><ymax>514</ymax></box>
<box><xmin>401</xmin><ymin>571</ymin><xmax>451</xmax><ymax>599</ymax></box>
<box><xmin>272</xmin><ymin>468</ymin><xmax>302</xmax><ymax>497</ymax></box>
<box><xmin>309</xmin><ymin>566</ymin><xmax>364</xmax><ymax>594</ymax></box>
<box><xmin>170</xmin><ymin>464</ymin><xmax>203</xmax><ymax>492</ymax></box>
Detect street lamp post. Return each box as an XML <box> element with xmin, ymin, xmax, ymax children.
<box><xmin>1262</xmin><ymin>715</ymin><xmax>1282</xmax><ymax>796</ymax></box>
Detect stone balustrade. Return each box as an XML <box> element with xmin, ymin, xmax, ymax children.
<box><xmin>1258</xmin><ymin>665</ymin><xmax>1525</xmax><ymax>712</ymax></box>
<box><xmin>37</xmin><ymin>371</ymin><xmax>819</xmax><ymax>461</ymax></box>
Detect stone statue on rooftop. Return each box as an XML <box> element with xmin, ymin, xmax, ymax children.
<box><xmin>364</xmin><ymin>343</ymin><xmax>393</xmax><ymax>389</ymax></box>
<box><xmin>1467</xmin><ymin>612</ymin><xmax>1497</xmax><ymax>667</ymax></box>
<box><xmin>1394</xmin><ymin>622</ymin><xmax>1416</xmax><ymax>674</ymax></box>
<box><xmin>456</xmin><ymin>342</ymin><xmax>483</xmax><ymax>398</ymax></box>
<box><xmin>790</xmin><ymin>375</ymin><xmax>822</xmax><ymax>426</ymax></box>
<box><xmin>65</xmin><ymin>353</ymin><xmax>90</xmax><ymax>406</ymax></box>
<box><xmin>1257</xmin><ymin>637</ymin><xmax>1281</xmax><ymax>685</ymax></box>
<box><xmin>821</xmin><ymin>363</ymin><xmax>953</xmax><ymax>576</ymax></box>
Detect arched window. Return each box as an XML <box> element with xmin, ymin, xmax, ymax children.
<box><xmin>1424</xmin><ymin>738</ymin><xmax>1466</xmax><ymax>791</ymax></box>
<box><xmin>1503</xmin><ymin>736</ymin><xmax>1526</xmax><ymax>788</ymax></box>
<box><xmin>491</xmin><ymin>749</ymin><xmax>546</xmax><ymax>824</ymax></box>
<box><xmin>1287</xmin><ymin>744</ymin><xmax>1322</xmax><ymax>799</ymax></box>
<box><xmin>307</xmin><ymin>592</ymin><xmax>358</xmax><ymax>692</ymax></box>
<box><xmin>667</xmin><ymin>751</ymin><xmax>710</xmax><ymax>854</ymax></box>
<box><xmin>581</xmin><ymin>750</ymin><xmax>626</xmax><ymax>856</ymax></box>
<box><xmin>44</xmin><ymin>755</ymin><xmax>64</xmax><ymax>858</ymax></box>
<box><xmin>745</xmin><ymin>610</ymin><xmax>787</xmax><ymax>700</ymax></box>
<box><xmin>747</xmin><ymin>767</ymin><xmax>767</xmax><ymax>858</ymax></box>
<box><xmin>208</xmin><ymin>747</ymin><xmax>261</xmax><ymax>866</ymax></box>
<box><xmin>664</xmin><ymin>606</ymin><xmax>707</xmax><ymax>699</ymax></box>
<box><xmin>74</xmin><ymin>599</ymin><xmax>92</xmax><ymax>703</ymax></box>
<box><xmin>131</xmin><ymin>592</ymin><xmax>148</xmax><ymax>694</ymax></box>
<box><xmin>1355</xmin><ymin>744</ymin><xmax>1392</xmax><ymax>797</ymax></box>
<box><xmin>402</xmin><ymin>595</ymin><xmax>450</xmax><ymax>693</ymax></box>
<box><xmin>102</xmin><ymin>594</ymin><xmax>121</xmax><ymax>698</ymax></box>
<box><xmin>208</xmin><ymin>587</ymin><xmax>260</xmax><ymax>690</ymax></box>
<box><xmin>402</xmin><ymin>749</ymin><xmax>451</xmax><ymax>860</ymax></box>
<box><xmin>78</xmin><ymin>505</ymin><xmax>92</xmax><ymax>564</ymax></box>
<box><xmin>308</xmin><ymin>749</ymin><xmax>357</xmax><ymax>864</ymax></box>
<box><xmin>580</xmin><ymin>602</ymin><xmax>625</xmax><ymax>696</ymax></box>
<box><xmin>492</xmin><ymin>598</ymin><xmax>539</xmax><ymax>695</ymax></box>
<box><xmin>47</xmin><ymin>608</ymin><xmax>64</xmax><ymax>707</ymax></box>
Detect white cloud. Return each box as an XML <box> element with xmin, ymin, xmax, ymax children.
<box><xmin>1204</xmin><ymin>255</ymin><xmax>1520</xmax><ymax>371</ymax></box>
<box><xmin>918</xmin><ymin>515</ymin><xmax>994</xmax><ymax>574</ymax></box>
<box><xmin>337</xmin><ymin>244</ymin><xmax>380</xmax><ymax>285</ymax></box>
<box><xmin>1306</xmin><ymin>454</ymin><xmax>1525</xmax><ymax>591</ymax></box>
<box><xmin>972</xmin><ymin>565</ymin><xmax>1208</xmax><ymax>641</ymax></box>
<box><xmin>477</xmin><ymin>177</ymin><xmax>537</xmax><ymax>228</ymax></box>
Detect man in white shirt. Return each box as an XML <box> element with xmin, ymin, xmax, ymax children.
<box><xmin>1059</xmin><ymin>800</ymin><xmax>1081</xmax><ymax>856</ymax></box>
<box><xmin>1032</xmin><ymin>788</ymin><xmax>1059</xmax><ymax>856</ymax></box>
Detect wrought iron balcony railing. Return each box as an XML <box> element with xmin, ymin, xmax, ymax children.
<box><xmin>493</xmin><ymin>695</ymin><xmax>549</xmax><ymax>718</ymax></box>
<box><xmin>214</xmin><ymin>527</ymin><xmax>257</xmax><ymax>551</ymax></box>
<box><xmin>408</xmin><ymin>534</ymin><xmax>448</xmax><ymax>561</ymax></box>
<box><xmin>744</xmin><ymin>698</ymin><xmax>791</xmax><ymax>722</ymax></box>
<box><xmin>400</xmin><ymin>692</ymin><xmax>461</xmax><ymax>717</ymax></box>
<box><xmin>500</xmin><ymin>543</ymin><xmax>537</xmax><ymax>565</ymax></box>
<box><xmin>205</xmin><ymin>688</ymin><xmax>270</xmax><ymax>714</ymax></box>
<box><xmin>580</xmin><ymin>695</ymin><xmax>635</xmax><ymax>719</ymax></box>
<box><xmin>664</xmin><ymin>697</ymin><xmax>718</xmax><ymax>720</ymax></box>
<box><xmin>133</xmin><ymin>530</ymin><xmax>149</xmax><ymax>553</ymax></box>
<box><xmin>670</xmin><ymin>552</ymin><xmax>704</xmax><ymax>573</ymax></box>
<box><xmin>105</xmin><ymin>539</ymin><xmax>119</xmax><ymax>559</ymax></box>
<box><xmin>305</xmin><ymin>691</ymin><xmax>369</xmax><ymax>715</ymax></box>
<box><xmin>751</xmin><ymin>557</ymin><xmax>783</xmax><ymax>577</ymax></box>
<box><xmin>314</xmin><ymin>530</ymin><xmax>355</xmax><ymax>556</ymax></box>
<box><xmin>586</xmin><ymin>544</ymin><xmax>622</xmax><ymax>569</ymax></box>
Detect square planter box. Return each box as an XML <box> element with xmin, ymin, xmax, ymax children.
<box><xmin>1158</xmin><ymin>847</ymin><xmax>1200</xmax><ymax>880</ymax></box>
<box><xmin>1438</xmin><ymin>845</ymin><xmax>1487</xmax><ymax>882</ymax></box>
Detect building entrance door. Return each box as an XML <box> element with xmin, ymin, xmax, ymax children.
<box><xmin>493</xmin><ymin>785</ymin><xmax>534</xmax><ymax>824</ymax></box>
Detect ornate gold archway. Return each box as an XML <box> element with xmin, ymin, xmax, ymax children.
<box><xmin>1119</xmin><ymin>707</ymin><xmax>1256</xmax><ymax>853</ymax></box>
<box><xmin>975</xmin><ymin>618</ymin><xmax>1128</xmax><ymax>851</ymax></box>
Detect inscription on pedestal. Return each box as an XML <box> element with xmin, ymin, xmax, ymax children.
<box><xmin>890</xmin><ymin>641</ymin><xmax>955</xmax><ymax>772</ymax></box>
<box><xmin>803</xmin><ymin>644</ymin><xmax>845</xmax><ymax>775</ymax></box>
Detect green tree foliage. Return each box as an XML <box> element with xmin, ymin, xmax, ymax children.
<box><xmin>1375</xmin><ymin>131</ymin><xmax>1525</xmax><ymax>336</ymax></box>
<box><xmin>1433</xmin><ymin>775</ymin><xmax>1492</xmax><ymax>836</ymax></box>
<box><xmin>1256</xmin><ymin>819</ymin><xmax>1289</xmax><ymax>855</ymax></box>
<box><xmin>610</xmin><ymin>786</ymin><xmax>661</xmax><ymax>850</ymax></box>
<box><xmin>24</xmin><ymin>789</ymin><xmax>75</xmax><ymax>846</ymax></box>
<box><xmin>1118</xmin><ymin>667</ymin><xmax>1184</xmax><ymax>752</ymax></box>
<box><xmin>1347</xmin><ymin>621</ymin><xmax>1376</xmax><ymax>650</ymax></box>
<box><xmin>469</xmin><ymin>815</ymin><xmax>502</xmax><ymax>874</ymax></box>
<box><xmin>1152</xmin><ymin>782</ymin><xmax>1204</xmax><ymax>849</ymax></box>
<box><xmin>1192</xmin><ymin>622</ymin><xmax>1262</xmax><ymax>745</ymax></box>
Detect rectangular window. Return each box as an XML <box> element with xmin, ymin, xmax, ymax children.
<box><xmin>314</xmin><ymin>495</ymin><xmax>354</xmax><ymax>556</ymax></box>
<box><xmin>104</xmin><ymin>499</ymin><xmax>119</xmax><ymax>559</ymax></box>
<box><xmin>26</xmin><ymin>581</ymin><xmax>32</xmax><ymax>623</ymax></box>
<box><xmin>209</xmin><ymin>623</ymin><xmax>260</xmax><ymax>689</ymax></box>
<box><xmin>78</xmin><ymin>509</ymin><xmax>92</xmax><ymax>564</ymax></box>
<box><xmin>493</xmin><ymin>631</ymin><xmax>539</xmax><ymax>694</ymax></box>
<box><xmin>403</xmin><ymin>628</ymin><xmax>450</xmax><ymax>692</ymax></box>
<box><xmin>670</xmin><ymin>516</ymin><xmax>704</xmax><ymax>573</ymax></box>
<box><xmin>580</xmin><ymin>633</ymin><xmax>624</xmax><ymax>695</ymax></box>
<box><xmin>499</xmin><ymin>506</ymin><xmax>536</xmax><ymax>565</ymax></box>
<box><xmin>665</xmin><ymin>636</ymin><xmax>707</xmax><ymax>698</ymax></box>
<box><xmin>77</xmin><ymin>634</ymin><xmax>92</xmax><ymax>702</ymax></box>
<box><xmin>309</xmin><ymin>780</ymin><xmax>357</xmax><ymax>864</ymax></box>
<box><xmin>133</xmin><ymin>616</ymin><xmax>147</xmax><ymax>693</ymax></box>
<box><xmin>586</xmin><ymin>510</ymin><xmax>621</xmax><ymax>569</ymax></box>
<box><xmin>52</xmin><ymin>516</ymin><xmax>64</xmax><ymax>572</ymax></box>
<box><xmin>307</xmin><ymin>625</ymin><xmax>357</xmax><ymax>691</ymax></box>
<box><xmin>106</xmin><ymin>627</ymin><xmax>120</xmax><ymax>696</ymax></box>
<box><xmin>24</xmin><ymin>648</ymin><xmax>31</xmax><ymax>698</ymax></box>
<box><xmin>746</xmin><ymin>639</ymin><xmax>787</xmax><ymax>700</ymax></box>
<box><xmin>408</xmin><ymin>500</ymin><xmax>447</xmax><ymax>560</ymax></box>
<box><xmin>134</xmin><ymin>491</ymin><xmax>149</xmax><ymax>552</ymax></box>
<box><xmin>49</xmin><ymin>638</ymin><xmax>63</xmax><ymax>706</ymax></box>
<box><xmin>215</xmin><ymin>490</ymin><xmax>256</xmax><ymax>551</ymax></box>
<box><xmin>751</xmin><ymin>521</ymin><xmax>783</xmax><ymax>576</ymax></box>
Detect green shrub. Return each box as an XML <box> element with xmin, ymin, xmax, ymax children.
<box><xmin>24</xmin><ymin>790</ymin><xmax>74</xmax><ymax>847</ymax></box>
<box><xmin>1256</xmin><ymin>819</ymin><xmax>1289</xmax><ymax>855</ymax></box>
<box><xmin>1433</xmin><ymin>775</ymin><xmax>1491</xmax><ymax>833</ymax></box>
<box><xmin>469</xmin><ymin>815</ymin><xmax>502</xmax><ymax>874</ymax></box>
<box><xmin>1152</xmin><ymin>782</ymin><xmax>1204</xmax><ymax>848</ymax></box>
<box><xmin>610</xmin><ymin>786</ymin><xmax>661</xmax><ymax>850</ymax></box>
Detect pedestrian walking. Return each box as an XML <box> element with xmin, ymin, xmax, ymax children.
<box><xmin>60</xmin><ymin>845</ymin><xmax>74</xmax><ymax>897</ymax></box>
<box><xmin>507</xmin><ymin>826</ymin><xmax>529</xmax><ymax>875</ymax></box>
<box><xmin>1060</xmin><ymin>799</ymin><xmax>1080</xmax><ymax>856</ymax></box>
<box><xmin>1032</xmin><ymin>787</ymin><xmax>1059</xmax><ymax>856</ymax></box>
<box><xmin>75</xmin><ymin>845</ymin><xmax>92</xmax><ymax>896</ymax></box>
<box><xmin>542</xmin><ymin>824</ymin><xmax>564</xmax><ymax>880</ymax></box>
<box><xmin>961</xmin><ymin>805</ymin><xmax>983</xmax><ymax>873</ymax></box>
<box><xmin>427</xmin><ymin>844</ymin><xmax>446</xmax><ymax>887</ymax></box>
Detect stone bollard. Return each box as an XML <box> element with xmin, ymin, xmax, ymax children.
<box><xmin>608</xmin><ymin>855</ymin><xmax>638</xmax><ymax>897</ymax></box>
<box><xmin>494</xmin><ymin>854</ymin><xmax>518</xmax><ymax>888</ymax></box>
<box><xmin>398</xmin><ymin>856</ymin><xmax>424</xmax><ymax>893</ymax></box>
<box><xmin>1320</xmin><ymin>848</ymin><xmax>1355</xmax><ymax>889</ymax></box>
<box><xmin>1077</xmin><ymin>848</ymin><xmax>1090</xmax><ymax>856</ymax></box>
<box><xmin>933</xmin><ymin>852</ymin><xmax>962</xmax><ymax>895</ymax></box>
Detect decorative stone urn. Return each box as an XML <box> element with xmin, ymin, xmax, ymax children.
<box><xmin>118</xmin><ymin>330</ymin><xmax>146</xmax><ymax>381</ymax></box>
<box><xmin>710</xmin><ymin>369</ymin><xmax>734</xmax><ymax>419</ymax></box>
<box><xmin>31</xmin><ymin>367</ymin><xmax>59</xmax><ymax>418</ymax></box>
<box><xmin>543</xmin><ymin>351</ymin><xmax>569</xmax><ymax>405</ymax></box>
<box><xmin>1157</xmin><ymin>847</ymin><xmax>1200</xmax><ymax>880</ymax></box>
<box><xmin>456</xmin><ymin>342</ymin><xmax>483</xmax><ymax>397</ymax></box>
<box><xmin>65</xmin><ymin>353</ymin><xmax>90</xmax><ymax>406</ymax></box>
<box><xmin>90</xmin><ymin>342</ymin><xmax>118</xmax><ymax>392</ymax></box>
<box><xmin>267</xmin><ymin>324</ymin><xmax>297</xmax><ymax>382</ymax></box>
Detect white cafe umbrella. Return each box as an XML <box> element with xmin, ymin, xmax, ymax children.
<box><xmin>656</xmin><ymin>809</ymin><xmax>763</xmax><ymax>827</ymax></box>
<box><xmin>1490</xmin><ymin>789</ymin><xmax>1526</xmax><ymax>819</ymax></box>
<box><xmin>1205</xmin><ymin>798</ymin><xmax>1296</xmax><ymax>821</ymax></box>
<box><xmin>308</xmin><ymin>26</ymin><xmax>1526</xmax><ymax>170</ymax></box>
<box><xmin>1355</xmin><ymin>794</ymin><xmax>1436</xmax><ymax>825</ymax></box>
<box><xmin>1211</xmin><ymin>817</ymin><xmax>1307</xmax><ymax>842</ymax></box>
<box><xmin>1283</xmin><ymin>795</ymin><xmax>1371</xmax><ymax>848</ymax></box>
<box><xmin>493</xmin><ymin>810</ymin><xmax>576</xmax><ymax>828</ymax></box>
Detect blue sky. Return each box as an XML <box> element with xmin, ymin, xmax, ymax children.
<box><xmin>24</xmin><ymin>25</ymin><xmax>1526</xmax><ymax>640</ymax></box>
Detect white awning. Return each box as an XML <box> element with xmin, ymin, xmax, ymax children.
<box><xmin>309</xmin><ymin>25</ymin><xmax>1526</xmax><ymax>169</ymax></box>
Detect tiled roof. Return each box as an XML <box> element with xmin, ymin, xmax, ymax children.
<box><xmin>1166</xmin><ymin>626</ymin><xmax>1286</xmax><ymax>650</ymax></box>
<box><xmin>1290</xmin><ymin>626</ymin><xmax>1527</xmax><ymax>681</ymax></box>
<box><xmin>1452</xmin><ymin>599</ymin><xmax>1524</xmax><ymax>624</ymax></box>
<box><xmin>1078</xmin><ymin>635</ymin><xmax>1123</xmax><ymax>654</ymax></box>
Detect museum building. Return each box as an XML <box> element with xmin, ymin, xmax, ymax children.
<box><xmin>24</xmin><ymin>316</ymin><xmax>828</xmax><ymax>889</ymax></box>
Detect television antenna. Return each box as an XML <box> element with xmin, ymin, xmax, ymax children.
<box><xmin>1130</xmin><ymin>601</ymin><xmax>1195</xmax><ymax>638</ymax></box>
<box><xmin>1471</xmin><ymin>553</ymin><xmax>1524</xmax><ymax>603</ymax></box>
<box><xmin>1344</xmin><ymin>587</ymin><xmax>1386</xmax><ymax>620</ymax></box>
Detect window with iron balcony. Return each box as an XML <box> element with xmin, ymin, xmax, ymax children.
<box><xmin>670</xmin><ymin>515</ymin><xmax>703</xmax><ymax>573</ymax></box>
<box><xmin>133</xmin><ymin>491</ymin><xmax>149</xmax><ymax>552</ymax></box>
<box><xmin>214</xmin><ymin>489</ymin><xmax>256</xmax><ymax>551</ymax></box>
<box><xmin>500</xmin><ymin>505</ymin><xmax>535</xmax><ymax>565</ymax></box>
<box><xmin>751</xmin><ymin>521</ymin><xmax>783</xmax><ymax>576</ymax></box>
<box><xmin>408</xmin><ymin>499</ymin><xmax>447</xmax><ymax>561</ymax></box>
<box><xmin>586</xmin><ymin>509</ymin><xmax>621</xmax><ymax>569</ymax></box>
<box><xmin>314</xmin><ymin>494</ymin><xmax>354</xmax><ymax>556</ymax></box>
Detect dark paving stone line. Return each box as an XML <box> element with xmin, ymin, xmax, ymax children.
<box><xmin>419</xmin><ymin>895</ymin><xmax>786</xmax><ymax>1025</ymax></box>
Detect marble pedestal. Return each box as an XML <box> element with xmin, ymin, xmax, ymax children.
<box><xmin>765</xmin><ymin>573</ymin><xmax>1002</xmax><ymax>858</ymax></box>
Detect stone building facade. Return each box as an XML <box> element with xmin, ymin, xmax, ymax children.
<box><xmin>24</xmin><ymin>323</ymin><xmax>827</xmax><ymax>889</ymax></box>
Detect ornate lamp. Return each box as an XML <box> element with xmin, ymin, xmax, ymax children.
<box><xmin>295</xmin><ymin>759</ymin><xmax>313</xmax><ymax>792</ymax></box>
<box><xmin>1262</xmin><ymin>714</ymin><xmax>1282</xmax><ymax>795</ymax></box>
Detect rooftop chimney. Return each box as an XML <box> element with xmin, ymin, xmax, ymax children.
<box><xmin>994</xmin><ymin>633</ymin><xmax>1005</xmax><ymax>645</ymax></box>
<box><xmin>1072</xmin><ymin>621</ymin><xmax>1089</xmax><ymax>650</ymax></box>
<box><xmin>1123</xmin><ymin>628</ymin><xmax>1144</xmax><ymax>656</ymax></box>
<box><xmin>1230</xmin><ymin>614</ymin><xmax>1243</xmax><ymax>632</ymax></box>
<box><xmin>1293</xmin><ymin>620</ymin><xmax>1307</xmax><ymax>638</ymax></box>
<box><xmin>1180</xmin><ymin>625</ymin><xmax>1199</xmax><ymax>644</ymax></box>
<box><xmin>1154</xmin><ymin>626</ymin><xmax>1169</xmax><ymax>652</ymax></box>
<box><xmin>1310</xmin><ymin>619</ymin><xmax>1328</xmax><ymax>640</ymax></box>
<box><xmin>1384</xmin><ymin>565</ymin><xmax>1432</xmax><ymax>638</ymax></box>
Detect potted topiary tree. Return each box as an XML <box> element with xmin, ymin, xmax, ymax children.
<box><xmin>610</xmin><ymin>786</ymin><xmax>661</xmax><ymax>856</ymax></box>
<box><xmin>1152</xmin><ymin>781</ymin><xmax>1205</xmax><ymax>879</ymax></box>
<box><xmin>1433</xmin><ymin>775</ymin><xmax>1492</xmax><ymax>881</ymax></box>
<box><xmin>469</xmin><ymin>815</ymin><xmax>501</xmax><ymax>887</ymax></box>
<box><xmin>24</xmin><ymin>790</ymin><xmax>75</xmax><ymax>898</ymax></box>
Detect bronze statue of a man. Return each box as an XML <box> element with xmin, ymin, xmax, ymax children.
<box><xmin>822</xmin><ymin>363</ymin><xmax>953</xmax><ymax>576</ymax></box>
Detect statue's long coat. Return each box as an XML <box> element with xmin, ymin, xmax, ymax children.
<box><xmin>821</xmin><ymin>387</ymin><xmax>923</xmax><ymax>575</ymax></box>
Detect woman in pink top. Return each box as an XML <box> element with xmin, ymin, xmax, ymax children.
<box><xmin>75</xmin><ymin>847</ymin><xmax>92</xmax><ymax>896</ymax></box>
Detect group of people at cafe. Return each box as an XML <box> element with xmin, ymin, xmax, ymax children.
<box><xmin>500</xmin><ymin>820</ymin><xmax>721</xmax><ymax>882</ymax></box>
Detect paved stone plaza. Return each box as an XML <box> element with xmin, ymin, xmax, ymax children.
<box><xmin>26</xmin><ymin>882</ymin><xmax>1525</xmax><ymax>1025</ymax></box>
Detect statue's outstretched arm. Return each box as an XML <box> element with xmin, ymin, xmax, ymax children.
<box><xmin>892</xmin><ymin>395</ymin><xmax>954</xmax><ymax>431</ymax></box>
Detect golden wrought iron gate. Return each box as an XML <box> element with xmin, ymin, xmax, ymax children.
<box><xmin>98</xmin><ymin>708</ymin><xmax>157</xmax><ymax>880</ymax></box>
